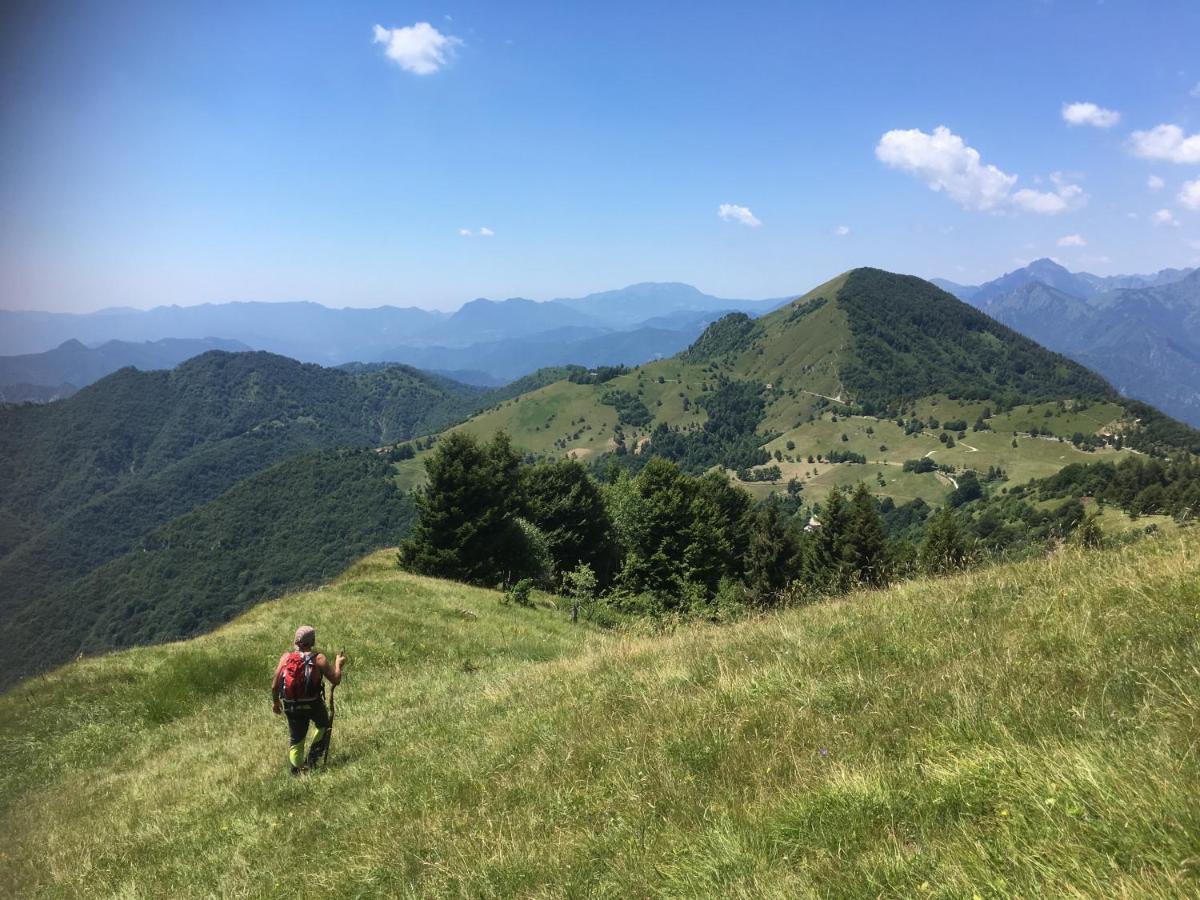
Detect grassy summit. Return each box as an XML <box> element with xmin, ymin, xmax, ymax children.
<box><xmin>4</xmin><ymin>535</ymin><xmax>1198</xmax><ymax>897</ymax></box>
<box><xmin>399</xmin><ymin>268</ymin><xmax>1191</xmax><ymax>503</ymax></box>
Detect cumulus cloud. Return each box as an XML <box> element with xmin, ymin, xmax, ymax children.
<box><xmin>1179</xmin><ymin>179</ymin><xmax>1200</xmax><ymax>211</ymax></box>
<box><xmin>1057</xmin><ymin>234</ymin><xmax>1087</xmax><ymax>247</ymax></box>
<box><xmin>458</xmin><ymin>227</ymin><xmax>495</xmax><ymax>237</ymax></box>
<box><xmin>1061</xmin><ymin>102</ymin><xmax>1120</xmax><ymax>128</ymax></box>
<box><xmin>1153</xmin><ymin>208</ymin><xmax>1180</xmax><ymax>227</ymax></box>
<box><xmin>718</xmin><ymin>204</ymin><xmax>762</xmax><ymax>227</ymax></box>
<box><xmin>875</xmin><ymin>126</ymin><xmax>1084</xmax><ymax>215</ymax></box>
<box><xmin>1011</xmin><ymin>173</ymin><xmax>1087</xmax><ymax>215</ymax></box>
<box><xmin>373</xmin><ymin>22</ymin><xmax>462</xmax><ymax>75</ymax></box>
<box><xmin>1147</xmin><ymin>175</ymin><xmax>1165</xmax><ymax>192</ymax></box>
<box><xmin>1129</xmin><ymin>124</ymin><xmax>1200</xmax><ymax>164</ymax></box>
<box><xmin>833</xmin><ymin>225</ymin><xmax>851</xmax><ymax>236</ymax></box>
<box><xmin>875</xmin><ymin>126</ymin><xmax>1016</xmax><ymax>211</ymax></box>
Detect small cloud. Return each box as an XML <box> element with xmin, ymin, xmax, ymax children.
<box><xmin>1057</xmin><ymin>234</ymin><xmax>1087</xmax><ymax>247</ymax></box>
<box><xmin>1147</xmin><ymin>175</ymin><xmax>1165</xmax><ymax>192</ymax></box>
<box><xmin>373</xmin><ymin>22</ymin><xmax>462</xmax><ymax>75</ymax></box>
<box><xmin>458</xmin><ymin>227</ymin><xmax>495</xmax><ymax>237</ymax></box>
<box><xmin>833</xmin><ymin>225</ymin><xmax>851</xmax><ymax>236</ymax></box>
<box><xmin>1011</xmin><ymin>180</ymin><xmax>1086</xmax><ymax>215</ymax></box>
<box><xmin>1153</xmin><ymin>208</ymin><xmax>1180</xmax><ymax>227</ymax></box>
<box><xmin>458</xmin><ymin>228</ymin><xmax>472</xmax><ymax>237</ymax></box>
<box><xmin>876</xmin><ymin>126</ymin><xmax>1016</xmax><ymax>211</ymax></box>
<box><xmin>1061</xmin><ymin>101</ymin><xmax>1120</xmax><ymax>128</ymax></box>
<box><xmin>1127</xmin><ymin>212</ymin><xmax>1139</xmax><ymax>220</ymax></box>
<box><xmin>718</xmin><ymin>204</ymin><xmax>762</xmax><ymax>227</ymax></box>
<box><xmin>1187</xmin><ymin>239</ymin><xmax>1200</xmax><ymax>250</ymax></box>
<box><xmin>1179</xmin><ymin>179</ymin><xmax>1200</xmax><ymax>211</ymax></box>
<box><xmin>1191</xmin><ymin>82</ymin><xmax>1200</xmax><ymax>99</ymax></box>
<box><xmin>1129</xmin><ymin>124</ymin><xmax>1200</xmax><ymax>164</ymax></box>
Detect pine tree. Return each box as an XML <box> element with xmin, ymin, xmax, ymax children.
<box><xmin>744</xmin><ymin>501</ymin><xmax>800</xmax><ymax>603</ymax></box>
<box><xmin>398</xmin><ymin>431</ymin><xmax>530</xmax><ymax>585</ymax></box>
<box><xmin>842</xmin><ymin>483</ymin><xmax>891</xmax><ymax>587</ymax></box>
<box><xmin>801</xmin><ymin>486</ymin><xmax>850</xmax><ymax>593</ymax></box>
<box><xmin>918</xmin><ymin>507</ymin><xmax>969</xmax><ymax>575</ymax></box>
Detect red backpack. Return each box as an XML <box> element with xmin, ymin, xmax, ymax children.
<box><xmin>280</xmin><ymin>650</ymin><xmax>322</xmax><ymax>700</ymax></box>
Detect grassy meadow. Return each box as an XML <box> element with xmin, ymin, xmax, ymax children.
<box><xmin>4</xmin><ymin>535</ymin><xmax>1198</xmax><ymax>897</ymax></box>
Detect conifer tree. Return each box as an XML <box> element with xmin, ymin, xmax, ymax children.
<box><xmin>918</xmin><ymin>507</ymin><xmax>969</xmax><ymax>574</ymax></box>
<box><xmin>744</xmin><ymin>500</ymin><xmax>800</xmax><ymax>602</ymax></box>
<box><xmin>842</xmin><ymin>483</ymin><xmax>891</xmax><ymax>587</ymax></box>
<box><xmin>801</xmin><ymin>485</ymin><xmax>850</xmax><ymax>593</ymax></box>
<box><xmin>398</xmin><ymin>431</ymin><xmax>530</xmax><ymax>585</ymax></box>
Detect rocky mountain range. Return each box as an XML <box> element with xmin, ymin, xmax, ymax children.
<box><xmin>935</xmin><ymin>260</ymin><xmax>1200</xmax><ymax>425</ymax></box>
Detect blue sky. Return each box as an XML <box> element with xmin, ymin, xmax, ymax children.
<box><xmin>2</xmin><ymin>0</ymin><xmax>1199</xmax><ymax>312</ymax></box>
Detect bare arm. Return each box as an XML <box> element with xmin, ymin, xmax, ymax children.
<box><xmin>317</xmin><ymin>652</ymin><xmax>348</xmax><ymax>686</ymax></box>
<box><xmin>270</xmin><ymin>653</ymin><xmax>288</xmax><ymax>714</ymax></box>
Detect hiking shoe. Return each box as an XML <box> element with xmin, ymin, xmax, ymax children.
<box><xmin>290</xmin><ymin>766</ymin><xmax>301</xmax><ymax>777</ymax></box>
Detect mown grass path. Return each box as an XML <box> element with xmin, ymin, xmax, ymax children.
<box><xmin>3</xmin><ymin>536</ymin><xmax>1199</xmax><ymax>897</ymax></box>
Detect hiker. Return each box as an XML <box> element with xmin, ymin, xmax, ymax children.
<box><xmin>271</xmin><ymin>625</ymin><xmax>347</xmax><ymax>774</ymax></box>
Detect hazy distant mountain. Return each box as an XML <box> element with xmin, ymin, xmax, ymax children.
<box><xmin>0</xmin><ymin>283</ymin><xmax>787</xmax><ymax>382</ymax></box>
<box><xmin>0</xmin><ymin>302</ymin><xmax>444</xmax><ymax>362</ymax></box>
<box><xmin>940</xmin><ymin>259</ymin><xmax>1196</xmax><ymax>303</ymax></box>
<box><xmin>556</xmin><ymin>282</ymin><xmax>785</xmax><ymax>327</ymax></box>
<box><xmin>376</xmin><ymin>322</ymin><xmax>710</xmax><ymax>383</ymax></box>
<box><xmin>0</xmin><ymin>337</ymin><xmax>251</xmax><ymax>402</ymax></box>
<box><xmin>935</xmin><ymin>260</ymin><xmax>1200</xmax><ymax>424</ymax></box>
<box><xmin>929</xmin><ymin>278</ymin><xmax>980</xmax><ymax>301</ymax></box>
<box><xmin>970</xmin><ymin>258</ymin><xmax>1099</xmax><ymax>304</ymax></box>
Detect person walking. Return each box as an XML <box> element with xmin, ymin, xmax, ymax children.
<box><xmin>271</xmin><ymin>625</ymin><xmax>347</xmax><ymax>775</ymax></box>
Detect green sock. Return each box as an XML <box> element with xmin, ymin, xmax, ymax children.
<box><xmin>289</xmin><ymin>742</ymin><xmax>305</xmax><ymax>769</ymax></box>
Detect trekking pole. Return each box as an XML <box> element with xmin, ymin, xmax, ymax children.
<box><xmin>322</xmin><ymin>682</ymin><xmax>337</xmax><ymax>767</ymax></box>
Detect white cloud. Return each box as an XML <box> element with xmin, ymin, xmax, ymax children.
<box><xmin>833</xmin><ymin>225</ymin><xmax>851</xmax><ymax>236</ymax></box>
<box><xmin>479</xmin><ymin>227</ymin><xmax>495</xmax><ymax>237</ymax></box>
<box><xmin>1147</xmin><ymin>175</ymin><xmax>1165</xmax><ymax>192</ymax></box>
<box><xmin>875</xmin><ymin>126</ymin><xmax>1016</xmax><ymax>211</ymax></box>
<box><xmin>875</xmin><ymin>126</ymin><xmax>1084</xmax><ymax>215</ymax></box>
<box><xmin>1191</xmin><ymin>82</ymin><xmax>1200</xmax><ymax>99</ymax></box>
<box><xmin>718</xmin><ymin>204</ymin><xmax>762</xmax><ymax>227</ymax></box>
<box><xmin>1185</xmin><ymin>239</ymin><xmax>1200</xmax><ymax>250</ymax></box>
<box><xmin>373</xmin><ymin>22</ymin><xmax>461</xmax><ymax>75</ymax></box>
<box><xmin>1061</xmin><ymin>102</ymin><xmax>1120</xmax><ymax>128</ymax></box>
<box><xmin>1129</xmin><ymin>124</ymin><xmax>1200</xmax><ymax>164</ymax></box>
<box><xmin>1179</xmin><ymin>179</ymin><xmax>1200</xmax><ymax>211</ymax></box>
<box><xmin>1153</xmin><ymin>208</ymin><xmax>1180</xmax><ymax>227</ymax></box>
<box><xmin>1057</xmin><ymin>234</ymin><xmax>1087</xmax><ymax>247</ymax></box>
<box><xmin>1011</xmin><ymin>174</ymin><xmax>1087</xmax><ymax>215</ymax></box>
<box><xmin>458</xmin><ymin>228</ymin><xmax>472</xmax><ymax>237</ymax></box>
<box><xmin>458</xmin><ymin>227</ymin><xmax>495</xmax><ymax>237</ymax></box>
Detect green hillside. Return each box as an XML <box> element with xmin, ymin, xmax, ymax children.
<box><xmin>397</xmin><ymin>269</ymin><xmax>1195</xmax><ymax>500</ymax></box>
<box><xmin>0</xmin><ymin>352</ymin><xmax>482</xmax><ymax>683</ymax></box>
<box><xmin>3</xmin><ymin>534</ymin><xmax>1197</xmax><ymax>897</ymax></box>
<box><xmin>2</xmin><ymin>448</ymin><xmax>411</xmax><ymax>690</ymax></box>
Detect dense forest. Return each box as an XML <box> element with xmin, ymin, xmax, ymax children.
<box><xmin>2</xmin><ymin>449</ymin><xmax>409</xmax><ymax>689</ymax></box>
<box><xmin>837</xmin><ymin>269</ymin><xmax>1114</xmax><ymax>411</ymax></box>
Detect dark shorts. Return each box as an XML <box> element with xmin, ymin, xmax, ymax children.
<box><xmin>284</xmin><ymin>698</ymin><xmax>329</xmax><ymax>745</ymax></box>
